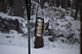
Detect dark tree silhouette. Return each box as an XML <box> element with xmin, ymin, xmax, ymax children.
<box><xmin>0</xmin><ymin>0</ymin><xmax>7</xmax><ymax>12</ymax></box>
<box><xmin>80</xmin><ymin>0</ymin><xmax>82</xmax><ymax>53</ymax></box>
<box><xmin>13</xmin><ymin>0</ymin><xmax>25</xmax><ymax>17</ymax></box>
<box><xmin>55</xmin><ymin>0</ymin><xmax>60</xmax><ymax>7</ymax></box>
<box><xmin>61</xmin><ymin>0</ymin><xmax>71</xmax><ymax>9</ymax></box>
<box><xmin>74</xmin><ymin>0</ymin><xmax>80</xmax><ymax>20</ymax></box>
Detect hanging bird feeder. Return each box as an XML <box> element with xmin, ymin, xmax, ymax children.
<box><xmin>34</xmin><ymin>0</ymin><xmax>44</xmax><ymax>48</ymax></box>
<box><xmin>34</xmin><ymin>17</ymin><xmax>44</xmax><ymax>37</ymax></box>
<box><xmin>34</xmin><ymin>17</ymin><xmax>44</xmax><ymax>48</ymax></box>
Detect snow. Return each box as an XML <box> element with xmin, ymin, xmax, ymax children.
<box><xmin>0</xmin><ymin>32</ymin><xmax>28</xmax><ymax>47</ymax></box>
<box><xmin>0</xmin><ymin>27</ymin><xmax>80</xmax><ymax>53</ymax></box>
<box><xmin>0</xmin><ymin>45</ymin><xmax>80</xmax><ymax>54</ymax></box>
<box><xmin>0</xmin><ymin>1</ymin><xmax>80</xmax><ymax>54</ymax></box>
<box><xmin>0</xmin><ymin>12</ymin><xmax>27</xmax><ymax>34</ymax></box>
<box><xmin>0</xmin><ymin>45</ymin><xmax>27</xmax><ymax>54</ymax></box>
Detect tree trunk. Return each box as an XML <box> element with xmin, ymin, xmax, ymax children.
<box><xmin>13</xmin><ymin>0</ymin><xmax>24</xmax><ymax>17</ymax></box>
<box><xmin>55</xmin><ymin>0</ymin><xmax>60</xmax><ymax>7</ymax></box>
<box><xmin>80</xmin><ymin>0</ymin><xmax>82</xmax><ymax>54</ymax></box>
<box><xmin>0</xmin><ymin>0</ymin><xmax>7</xmax><ymax>13</ymax></box>
<box><xmin>74</xmin><ymin>0</ymin><xmax>79</xmax><ymax>20</ymax></box>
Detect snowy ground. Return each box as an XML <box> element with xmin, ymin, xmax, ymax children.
<box><xmin>0</xmin><ymin>32</ymin><xmax>80</xmax><ymax>54</ymax></box>
<box><xmin>0</xmin><ymin>45</ymin><xmax>80</xmax><ymax>54</ymax></box>
<box><xmin>0</xmin><ymin>32</ymin><xmax>80</xmax><ymax>48</ymax></box>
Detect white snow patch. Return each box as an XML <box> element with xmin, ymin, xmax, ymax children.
<box><xmin>0</xmin><ymin>45</ymin><xmax>80</xmax><ymax>54</ymax></box>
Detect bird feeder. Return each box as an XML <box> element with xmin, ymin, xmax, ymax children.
<box><xmin>34</xmin><ymin>17</ymin><xmax>44</xmax><ymax>37</ymax></box>
<box><xmin>34</xmin><ymin>0</ymin><xmax>44</xmax><ymax>48</ymax></box>
<box><xmin>34</xmin><ymin>17</ymin><xmax>44</xmax><ymax>48</ymax></box>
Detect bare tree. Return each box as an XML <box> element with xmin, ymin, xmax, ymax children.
<box><xmin>13</xmin><ymin>0</ymin><xmax>25</xmax><ymax>17</ymax></box>
<box><xmin>0</xmin><ymin>0</ymin><xmax>7</xmax><ymax>13</ymax></box>
<box><xmin>80</xmin><ymin>0</ymin><xmax>82</xmax><ymax>52</ymax></box>
<box><xmin>74</xmin><ymin>0</ymin><xmax>80</xmax><ymax>20</ymax></box>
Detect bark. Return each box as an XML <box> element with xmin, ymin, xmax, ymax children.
<box><xmin>74</xmin><ymin>0</ymin><xmax>79</xmax><ymax>20</ymax></box>
<box><xmin>80</xmin><ymin>0</ymin><xmax>82</xmax><ymax>54</ymax></box>
<box><xmin>55</xmin><ymin>0</ymin><xmax>60</xmax><ymax>7</ymax></box>
<box><xmin>0</xmin><ymin>0</ymin><xmax>7</xmax><ymax>12</ymax></box>
<box><xmin>13</xmin><ymin>0</ymin><xmax>24</xmax><ymax>17</ymax></box>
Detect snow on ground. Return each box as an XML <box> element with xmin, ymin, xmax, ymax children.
<box><xmin>0</xmin><ymin>25</ymin><xmax>80</xmax><ymax>54</ymax></box>
<box><xmin>0</xmin><ymin>45</ymin><xmax>80</xmax><ymax>54</ymax></box>
<box><xmin>0</xmin><ymin>32</ymin><xmax>28</xmax><ymax>47</ymax></box>
<box><xmin>0</xmin><ymin>32</ymin><xmax>80</xmax><ymax>48</ymax></box>
<box><xmin>0</xmin><ymin>32</ymin><xmax>80</xmax><ymax>54</ymax></box>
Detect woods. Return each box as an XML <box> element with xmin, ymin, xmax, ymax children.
<box><xmin>0</xmin><ymin>0</ymin><xmax>81</xmax><ymax>49</ymax></box>
<box><xmin>0</xmin><ymin>0</ymin><xmax>25</xmax><ymax>17</ymax></box>
<box><xmin>0</xmin><ymin>0</ymin><xmax>7</xmax><ymax>12</ymax></box>
<box><xmin>0</xmin><ymin>0</ymin><xmax>80</xmax><ymax>18</ymax></box>
<box><xmin>13</xmin><ymin>0</ymin><xmax>25</xmax><ymax>17</ymax></box>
